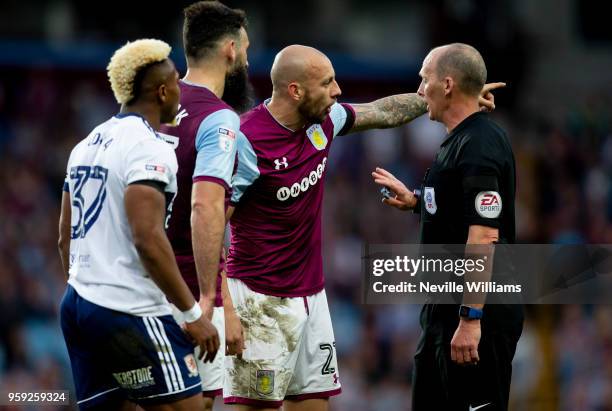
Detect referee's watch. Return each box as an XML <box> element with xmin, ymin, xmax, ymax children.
<box><xmin>459</xmin><ymin>305</ymin><xmax>483</xmax><ymax>320</ymax></box>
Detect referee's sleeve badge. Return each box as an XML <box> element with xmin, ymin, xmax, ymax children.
<box><xmin>424</xmin><ymin>187</ymin><xmax>437</xmax><ymax>215</ymax></box>
<box><xmin>475</xmin><ymin>191</ymin><xmax>502</xmax><ymax>218</ymax></box>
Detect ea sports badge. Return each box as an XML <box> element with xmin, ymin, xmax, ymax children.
<box><xmin>475</xmin><ymin>191</ymin><xmax>502</xmax><ymax>218</ymax></box>
<box><xmin>306</xmin><ymin>124</ymin><xmax>328</xmax><ymax>150</ymax></box>
<box><xmin>424</xmin><ymin>187</ymin><xmax>437</xmax><ymax>215</ymax></box>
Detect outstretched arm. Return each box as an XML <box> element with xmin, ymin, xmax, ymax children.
<box><xmin>349</xmin><ymin>93</ymin><xmax>426</xmax><ymax>134</ymax></box>
<box><xmin>346</xmin><ymin>82</ymin><xmax>505</xmax><ymax>134</ymax></box>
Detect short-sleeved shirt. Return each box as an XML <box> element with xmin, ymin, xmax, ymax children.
<box><xmin>418</xmin><ymin>111</ymin><xmax>516</xmax><ymax>245</ymax></box>
<box><xmin>65</xmin><ymin>113</ymin><xmax>178</xmax><ymax>316</ymax></box>
<box><xmin>159</xmin><ymin>81</ymin><xmax>240</xmax><ymax>306</ymax></box>
<box><xmin>417</xmin><ymin>112</ymin><xmax>523</xmax><ymax>331</ymax></box>
<box><xmin>227</xmin><ymin>101</ymin><xmax>355</xmax><ymax>297</ymax></box>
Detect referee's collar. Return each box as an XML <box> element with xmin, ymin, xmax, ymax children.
<box><xmin>441</xmin><ymin>111</ymin><xmax>486</xmax><ymax>147</ymax></box>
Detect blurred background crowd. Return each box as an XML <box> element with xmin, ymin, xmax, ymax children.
<box><xmin>1</xmin><ymin>0</ymin><xmax>611</xmax><ymax>410</ymax></box>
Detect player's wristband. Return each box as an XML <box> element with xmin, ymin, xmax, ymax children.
<box><xmin>182</xmin><ymin>302</ymin><xmax>202</xmax><ymax>323</ymax></box>
<box><xmin>459</xmin><ymin>305</ymin><xmax>483</xmax><ymax>320</ymax></box>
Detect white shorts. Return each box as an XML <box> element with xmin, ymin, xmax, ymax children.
<box><xmin>223</xmin><ymin>278</ymin><xmax>341</xmax><ymax>408</ymax></box>
<box><xmin>172</xmin><ymin>305</ymin><xmax>225</xmax><ymax>396</ymax></box>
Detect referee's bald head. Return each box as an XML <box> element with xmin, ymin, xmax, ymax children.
<box><xmin>430</xmin><ymin>43</ymin><xmax>487</xmax><ymax>97</ymax></box>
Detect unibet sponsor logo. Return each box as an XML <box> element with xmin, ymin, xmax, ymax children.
<box><xmin>276</xmin><ymin>157</ymin><xmax>327</xmax><ymax>201</ymax></box>
<box><xmin>112</xmin><ymin>366</ymin><xmax>155</xmax><ymax>389</ymax></box>
<box><xmin>475</xmin><ymin>191</ymin><xmax>502</xmax><ymax>218</ymax></box>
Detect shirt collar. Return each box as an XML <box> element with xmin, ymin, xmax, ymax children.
<box><xmin>262</xmin><ymin>98</ymin><xmax>297</xmax><ymax>132</ymax></box>
<box><xmin>440</xmin><ymin>111</ymin><xmax>486</xmax><ymax>147</ymax></box>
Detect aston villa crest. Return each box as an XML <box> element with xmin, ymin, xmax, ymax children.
<box><xmin>256</xmin><ymin>370</ymin><xmax>275</xmax><ymax>396</ymax></box>
<box><xmin>306</xmin><ymin>124</ymin><xmax>328</xmax><ymax>150</ymax></box>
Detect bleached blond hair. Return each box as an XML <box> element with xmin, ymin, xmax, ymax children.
<box><xmin>107</xmin><ymin>39</ymin><xmax>172</xmax><ymax>104</ymax></box>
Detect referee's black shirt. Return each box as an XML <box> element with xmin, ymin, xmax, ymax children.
<box><xmin>418</xmin><ymin>111</ymin><xmax>515</xmax><ymax>245</ymax></box>
<box><xmin>416</xmin><ymin>111</ymin><xmax>522</xmax><ymax>332</ymax></box>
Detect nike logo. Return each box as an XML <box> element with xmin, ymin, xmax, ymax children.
<box><xmin>469</xmin><ymin>403</ymin><xmax>491</xmax><ymax>411</ymax></box>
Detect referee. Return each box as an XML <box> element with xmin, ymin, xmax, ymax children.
<box><xmin>372</xmin><ymin>43</ymin><xmax>523</xmax><ymax>411</ymax></box>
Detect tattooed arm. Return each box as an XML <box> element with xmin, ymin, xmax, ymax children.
<box><xmin>345</xmin><ymin>82</ymin><xmax>505</xmax><ymax>134</ymax></box>
<box><xmin>348</xmin><ymin>93</ymin><xmax>427</xmax><ymax>134</ymax></box>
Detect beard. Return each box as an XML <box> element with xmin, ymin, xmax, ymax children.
<box><xmin>222</xmin><ymin>65</ymin><xmax>254</xmax><ymax>114</ymax></box>
<box><xmin>298</xmin><ymin>95</ymin><xmax>327</xmax><ymax>124</ymax></box>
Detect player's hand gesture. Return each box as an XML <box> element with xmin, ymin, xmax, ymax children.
<box><xmin>479</xmin><ymin>82</ymin><xmax>506</xmax><ymax>112</ymax></box>
<box><xmin>450</xmin><ymin>319</ymin><xmax>481</xmax><ymax>366</ymax></box>
<box><xmin>184</xmin><ymin>316</ymin><xmax>220</xmax><ymax>363</ymax></box>
<box><xmin>372</xmin><ymin>167</ymin><xmax>417</xmax><ymax>211</ymax></box>
<box><xmin>225</xmin><ymin>309</ymin><xmax>245</xmax><ymax>357</ymax></box>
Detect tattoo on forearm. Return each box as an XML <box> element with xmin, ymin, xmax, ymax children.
<box><xmin>349</xmin><ymin>93</ymin><xmax>427</xmax><ymax>133</ymax></box>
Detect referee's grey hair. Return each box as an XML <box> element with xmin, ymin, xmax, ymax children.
<box><xmin>434</xmin><ymin>43</ymin><xmax>487</xmax><ymax>96</ymax></box>
<box><xmin>107</xmin><ymin>39</ymin><xmax>171</xmax><ymax>104</ymax></box>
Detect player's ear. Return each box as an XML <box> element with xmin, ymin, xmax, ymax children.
<box><xmin>288</xmin><ymin>82</ymin><xmax>302</xmax><ymax>101</ymax></box>
<box><xmin>225</xmin><ymin>38</ymin><xmax>237</xmax><ymax>67</ymax></box>
<box><xmin>157</xmin><ymin>83</ymin><xmax>167</xmax><ymax>104</ymax></box>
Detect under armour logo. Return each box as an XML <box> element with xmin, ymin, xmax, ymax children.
<box><xmin>333</xmin><ymin>373</ymin><xmax>339</xmax><ymax>384</ymax></box>
<box><xmin>174</xmin><ymin>105</ymin><xmax>188</xmax><ymax>126</ymax></box>
<box><xmin>274</xmin><ymin>157</ymin><xmax>288</xmax><ymax>170</ymax></box>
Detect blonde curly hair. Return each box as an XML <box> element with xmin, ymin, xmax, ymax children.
<box><xmin>107</xmin><ymin>39</ymin><xmax>172</xmax><ymax>104</ymax></box>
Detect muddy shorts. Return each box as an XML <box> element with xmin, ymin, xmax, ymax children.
<box><xmin>223</xmin><ymin>278</ymin><xmax>341</xmax><ymax>407</ymax></box>
<box><xmin>172</xmin><ymin>305</ymin><xmax>226</xmax><ymax>397</ymax></box>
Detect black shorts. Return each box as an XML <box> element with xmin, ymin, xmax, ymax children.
<box><xmin>412</xmin><ymin>304</ymin><xmax>523</xmax><ymax>411</ymax></box>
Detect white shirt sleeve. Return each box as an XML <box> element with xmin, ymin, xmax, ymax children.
<box><xmin>123</xmin><ymin>137</ymin><xmax>178</xmax><ymax>191</ymax></box>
